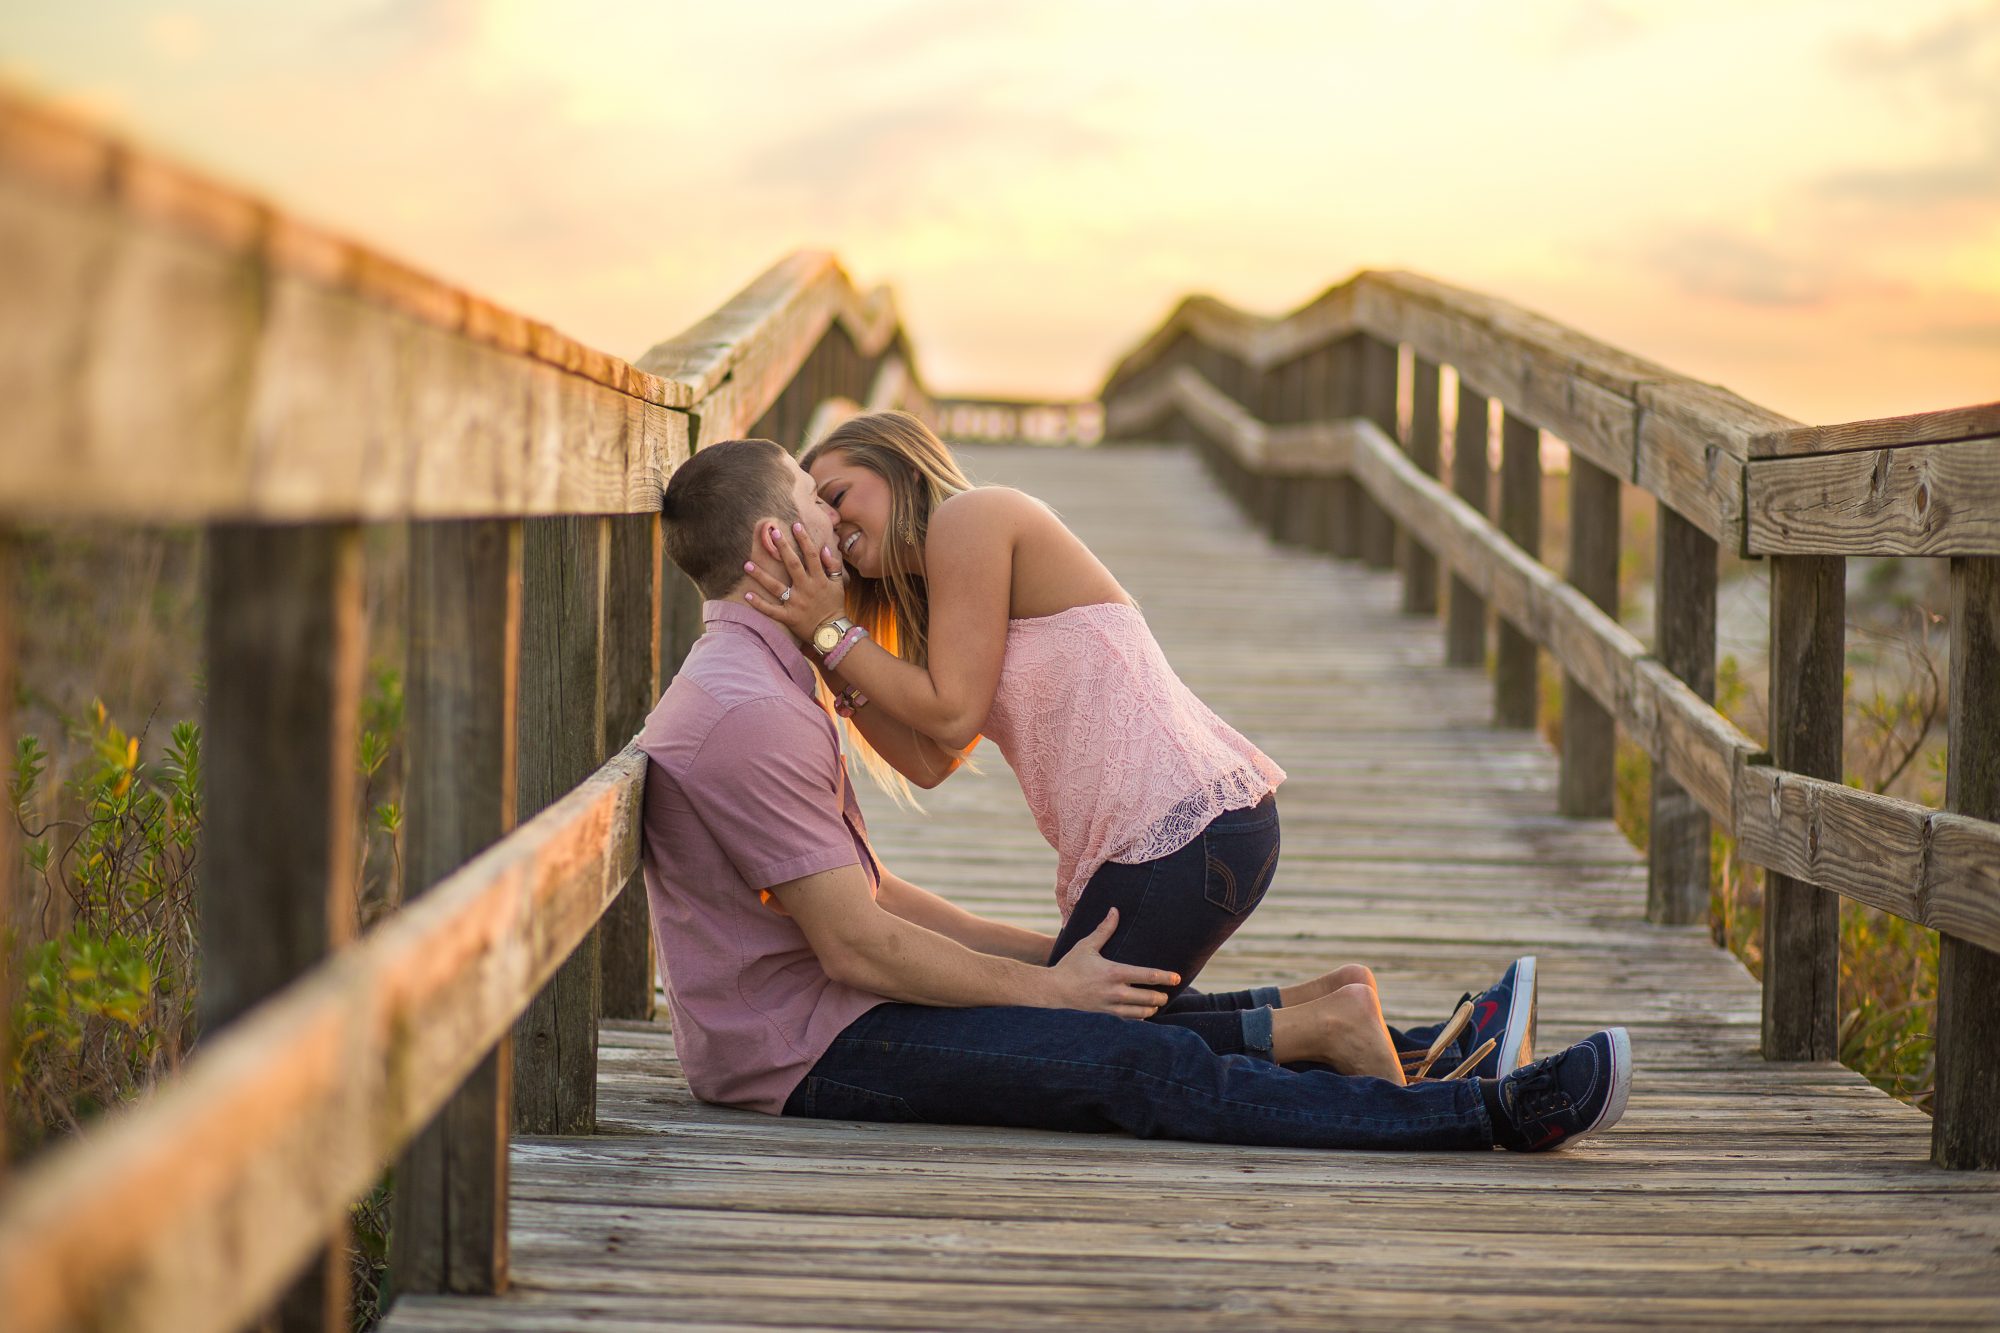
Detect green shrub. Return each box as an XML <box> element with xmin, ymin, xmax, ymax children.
<box><xmin>6</xmin><ymin>703</ymin><xmax>200</xmax><ymax>1156</ymax></box>
<box><xmin>7</xmin><ymin>684</ymin><xmax>401</xmax><ymax>1328</ymax></box>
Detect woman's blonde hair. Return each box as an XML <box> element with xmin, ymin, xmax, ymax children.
<box><xmin>801</xmin><ymin>410</ymin><xmax>974</xmax><ymax>799</ymax></box>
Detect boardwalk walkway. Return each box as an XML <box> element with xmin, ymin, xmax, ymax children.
<box><xmin>384</xmin><ymin>444</ymin><xmax>2000</xmax><ymax>1331</ymax></box>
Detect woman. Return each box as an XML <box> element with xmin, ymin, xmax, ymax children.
<box><xmin>743</xmin><ymin>412</ymin><xmax>1449</xmax><ymax>1082</ymax></box>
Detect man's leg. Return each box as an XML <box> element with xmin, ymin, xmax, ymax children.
<box><xmin>785</xmin><ymin>1002</ymin><xmax>1494</xmax><ymax>1152</ymax></box>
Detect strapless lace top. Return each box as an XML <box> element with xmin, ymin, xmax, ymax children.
<box><xmin>979</xmin><ymin>601</ymin><xmax>1284</xmax><ymax>918</ymax></box>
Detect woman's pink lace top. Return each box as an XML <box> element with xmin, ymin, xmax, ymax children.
<box><xmin>979</xmin><ymin>601</ymin><xmax>1285</xmax><ymax>918</ymax></box>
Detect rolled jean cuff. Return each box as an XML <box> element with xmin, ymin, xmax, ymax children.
<box><xmin>1241</xmin><ymin>1005</ymin><xmax>1277</xmax><ymax>1060</ymax></box>
<box><xmin>1248</xmin><ymin>985</ymin><xmax>1283</xmax><ymax>1008</ymax></box>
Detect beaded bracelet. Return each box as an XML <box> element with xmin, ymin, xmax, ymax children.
<box><xmin>822</xmin><ymin>623</ymin><xmax>869</xmax><ymax>672</ymax></box>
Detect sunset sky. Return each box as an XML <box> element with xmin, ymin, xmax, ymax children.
<box><xmin>3</xmin><ymin>1</ymin><xmax>1996</xmax><ymax>425</ymax></box>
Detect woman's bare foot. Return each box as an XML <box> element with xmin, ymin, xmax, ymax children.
<box><xmin>1276</xmin><ymin>963</ymin><xmax>1377</xmax><ymax>1008</ymax></box>
<box><xmin>1269</xmin><ymin>983</ymin><xmax>1405</xmax><ymax>1084</ymax></box>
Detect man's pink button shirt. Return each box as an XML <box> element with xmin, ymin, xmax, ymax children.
<box><xmin>635</xmin><ymin>600</ymin><xmax>884</xmax><ymax>1114</ymax></box>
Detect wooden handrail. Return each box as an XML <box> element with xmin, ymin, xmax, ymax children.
<box><xmin>635</xmin><ymin>250</ymin><xmax>904</xmax><ymax>440</ymax></box>
<box><xmin>0</xmin><ymin>94</ymin><xmax>926</xmax><ymax>520</ymax></box>
<box><xmin>935</xmin><ymin>397</ymin><xmax>1104</xmax><ymax>447</ymax></box>
<box><xmin>1105</xmin><ymin>288</ymin><xmax>2000</xmax><ymax>1164</ymax></box>
<box><xmin>1119</xmin><ymin>358</ymin><xmax>2000</xmax><ymax>951</ymax></box>
<box><xmin>0</xmin><ymin>85</ymin><xmax>941</xmax><ymax>1328</ymax></box>
<box><xmin>1103</xmin><ymin>269</ymin><xmax>1805</xmax><ymax>548</ymax></box>
<box><xmin>0</xmin><ymin>746</ymin><xmax>646</xmax><ymax>1333</ymax></box>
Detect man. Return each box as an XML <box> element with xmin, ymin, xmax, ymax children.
<box><xmin>636</xmin><ymin>437</ymin><xmax>1630</xmax><ymax>1151</ymax></box>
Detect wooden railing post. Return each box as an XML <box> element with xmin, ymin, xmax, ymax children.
<box><xmin>1299</xmin><ymin>350</ymin><xmax>1337</xmax><ymax>554</ymax></box>
<box><xmin>1250</xmin><ymin>359</ymin><xmax>1284</xmax><ymax>537</ymax></box>
<box><xmin>1649</xmin><ymin>507</ymin><xmax>1718</xmax><ymax>922</ymax></box>
<box><xmin>513</xmin><ymin>515</ymin><xmax>608</xmax><ymax>1134</ymax></box>
<box><xmin>1762</xmin><ymin>554</ymin><xmax>1844</xmax><ymax>1061</ymax></box>
<box><xmin>1327</xmin><ymin>339</ymin><xmax>1363</xmax><ymax>560</ymax></box>
<box><xmin>1934</xmin><ymin>556</ymin><xmax>2000</xmax><ymax>1168</ymax></box>
<box><xmin>1445</xmin><ymin>384</ymin><xmax>1490</xmax><ymax>667</ymax></box>
<box><xmin>1273</xmin><ymin>359</ymin><xmax>1322</xmax><ymax>548</ymax></box>
<box><xmin>1400</xmin><ymin>356</ymin><xmax>1442</xmax><ymax>616</ymax></box>
<box><xmin>392</xmin><ymin>518</ymin><xmax>522</xmax><ymax>1296</ymax></box>
<box><xmin>1494</xmin><ymin>410</ymin><xmax>1541</xmax><ymax>728</ymax></box>
<box><xmin>661</xmin><ymin>569</ymin><xmax>704</xmax><ymax>678</ymax></box>
<box><xmin>1559</xmin><ymin>456</ymin><xmax>1620</xmax><ymax>815</ymax></box>
<box><xmin>1359</xmin><ymin>335</ymin><xmax>1399</xmax><ymax>569</ymax></box>
<box><xmin>201</xmin><ymin>522</ymin><xmax>364</xmax><ymax>1331</ymax></box>
<box><xmin>599</xmin><ymin>512</ymin><xmax>661</xmax><ymax>1020</ymax></box>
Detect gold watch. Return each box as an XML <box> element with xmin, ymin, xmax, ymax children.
<box><xmin>811</xmin><ymin>616</ymin><xmax>857</xmax><ymax>658</ymax></box>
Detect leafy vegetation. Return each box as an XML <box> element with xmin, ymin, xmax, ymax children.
<box><xmin>7</xmin><ymin>703</ymin><xmax>201</xmax><ymax>1157</ymax></box>
<box><xmin>6</xmin><ymin>670</ymin><xmax>405</xmax><ymax>1326</ymax></box>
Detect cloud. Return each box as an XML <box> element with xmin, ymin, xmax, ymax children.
<box><xmin>1833</xmin><ymin>4</ymin><xmax>2000</xmax><ymax>84</ymax></box>
<box><xmin>1818</xmin><ymin>5</ymin><xmax>2000</xmax><ymax>210</ymax></box>
<box><xmin>1643</xmin><ymin>227</ymin><xmax>1844</xmax><ymax>307</ymax></box>
<box><xmin>1912</xmin><ymin>319</ymin><xmax>2000</xmax><ymax>348</ymax></box>
<box><xmin>314</xmin><ymin>0</ymin><xmax>484</xmax><ymax>74</ymax></box>
<box><xmin>738</xmin><ymin>97</ymin><xmax>1117</xmax><ymax>226</ymax></box>
<box><xmin>145</xmin><ymin>13</ymin><xmax>208</xmax><ymax>64</ymax></box>
<box><xmin>1816</xmin><ymin>159</ymin><xmax>2000</xmax><ymax>206</ymax></box>
<box><xmin>1548</xmin><ymin>0</ymin><xmax>1646</xmax><ymax>56</ymax></box>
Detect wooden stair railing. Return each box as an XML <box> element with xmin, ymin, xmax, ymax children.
<box><xmin>0</xmin><ymin>90</ymin><xmax>931</xmax><ymax>1333</ymax></box>
<box><xmin>1101</xmin><ymin>275</ymin><xmax>2000</xmax><ymax>1170</ymax></box>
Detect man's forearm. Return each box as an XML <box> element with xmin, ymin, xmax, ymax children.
<box><xmin>835</xmin><ymin>913</ymin><xmax>1056</xmax><ymax>1008</ymax></box>
<box><xmin>775</xmin><ymin>864</ymin><xmax>1160</xmax><ymax>1018</ymax></box>
<box><xmin>878</xmin><ymin>873</ymin><xmax>1053</xmax><ymax>964</ymax></box>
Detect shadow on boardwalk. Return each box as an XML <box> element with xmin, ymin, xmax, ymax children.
<box><xmin>385</xmin><ymin>444</ymin><xmax>2000</xmax><ymax>1333</ymax></box>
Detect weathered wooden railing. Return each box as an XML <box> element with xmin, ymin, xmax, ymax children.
<box><xmin>0</xmin><ymin>92</ymin><xmax>929</xmax><ymax>1332</ymax></box>
<box><xmin>936</xmin><ymin>396</ymin><xmax>1104</xmax><ymax>446</ymax></box>
<box><xmin>1102</xmin><ymin>274</ymin><xmax>2000</xmax><ymax>1169</ymax></box>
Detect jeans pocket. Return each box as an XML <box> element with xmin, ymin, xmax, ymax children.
<box><xmin>1201</xmin><ymin>811</ymin><xmax>1280</xmax><ymax>916</ymax></box>
<box><xmin>796</xmin><ymin>1076</ymin><xmax>922</xmax><ymax>1124</ymax></box>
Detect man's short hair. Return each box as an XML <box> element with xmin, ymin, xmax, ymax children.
<box><xmin>662</xmin><ymin>438</ymin><xmax>799</xmax><ymax>598</ymax></box>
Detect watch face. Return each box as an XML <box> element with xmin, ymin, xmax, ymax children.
<box><xmin>814</xmin><ymin>625</ymin><xmax>841</xmax><ymax>653</ymax></box>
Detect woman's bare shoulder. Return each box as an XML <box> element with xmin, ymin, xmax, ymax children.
<box><xmin>930</xmin><ymin>485</ymin><xmax>1047</xmax><ymax>533</ymax></box>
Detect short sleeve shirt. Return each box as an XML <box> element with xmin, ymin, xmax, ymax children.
<box><xmin>635</xmin><ymin>601</ymin><xmax>884</xmax><ymax>1114</ymax></box>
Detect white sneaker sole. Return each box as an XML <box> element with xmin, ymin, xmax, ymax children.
<box><xmin>1497</xmin><ymin>954</ymin><xmax>1537</xmax><ymax>1073</ymax></box>
<box><xmin>1582</xmin><ymin>1026</ymin><xmax>1633</xmax><ymax>1138</ymax></box>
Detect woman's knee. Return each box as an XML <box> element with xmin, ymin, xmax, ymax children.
<box><xmin>1325</xmin><ymin>963</ymin><xmax>1377</xmax><ymax>993</ymax></box>
<box><xmin>1328</xmin><ymin>981</ymin><xmax>1385</xmax><ymax>1023</ymax></box>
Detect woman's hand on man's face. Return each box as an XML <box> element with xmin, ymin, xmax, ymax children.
<box><xmin>742</xmin><ymin>521</ymin><xmax>846</xmax><ymax>640</ymax></box>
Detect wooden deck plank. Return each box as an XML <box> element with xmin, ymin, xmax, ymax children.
<box><xmin>381</xmin><ymin>444</ymin><xmax>2000</xmax><ymax>1332</ymax></box>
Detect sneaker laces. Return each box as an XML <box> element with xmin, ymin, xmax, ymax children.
<box><xmin>1505</xmin><ymin>1057</ymin><xmax>1570</xmax><ymax>1122</ymax></box>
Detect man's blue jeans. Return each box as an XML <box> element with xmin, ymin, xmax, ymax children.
<box><xmin>786</xmin><ymin>1002</ymin><xmax>1495</xmax><ymax>1151</ymax></box>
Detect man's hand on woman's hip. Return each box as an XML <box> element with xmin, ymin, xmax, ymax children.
<box><xmin>1042</xmin><ymin>908</ymin><xmax>1179</xmax><ymax>1020</ymax></box>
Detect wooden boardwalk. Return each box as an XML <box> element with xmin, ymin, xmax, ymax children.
<box><xmin>384</xmin><ymin>444</ymin><xmax>2000</xmax><ymax>1332</ymax></box>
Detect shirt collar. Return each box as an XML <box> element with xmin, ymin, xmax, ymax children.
<box><xmin>702</xmin><ymin>600</ymin><xmax>816</xmax><ymax>696</ymax></box>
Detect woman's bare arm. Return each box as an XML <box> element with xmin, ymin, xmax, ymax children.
<box><xmin>821</xmin><ymin>664</ymin><xmax>969</xmax><ymax>788</ymax></box>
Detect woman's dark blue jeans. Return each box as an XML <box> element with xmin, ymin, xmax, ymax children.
<box><xmin>1041</xmin><ymin>794</ymin><xmax>1472</xmax><ymax>1065</ymax></box>
<box><xmin>1047</xmin><ymin>794</ymin><xmax>1284</xmax><ymax>1059</ymax></box>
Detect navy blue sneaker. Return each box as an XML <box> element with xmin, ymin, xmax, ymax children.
<box><xmin>1464</xmin><ymin>955</ymin><xmax>1537</xmax><ymax>1079</ymax></box>
<box><xmin>1491</xmin><ymin>1028</ymin><xmax>1631</xmax><ymax>1152</ymax></box>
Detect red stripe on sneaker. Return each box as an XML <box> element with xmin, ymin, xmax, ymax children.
<box><xmin>1474</xmin><ymin>999</ymin><xmax>1500</xmax><ymax>1032</ymax></box>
